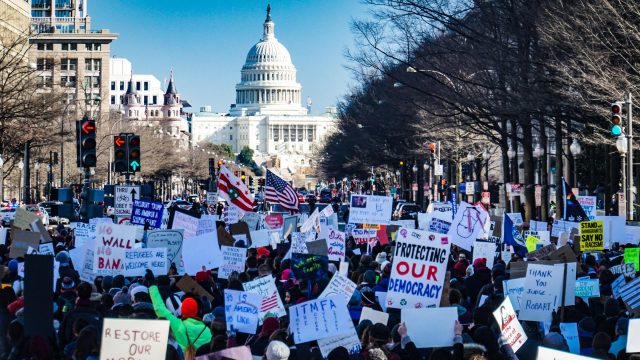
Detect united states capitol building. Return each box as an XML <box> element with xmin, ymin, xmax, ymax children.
<box><xmin>121</xmin><ymin>6</ymin><xmax>337</xmax><ymax>187</ymax></box>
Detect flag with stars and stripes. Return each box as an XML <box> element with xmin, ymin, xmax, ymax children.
<box><xmin>217</xmin><ymin>166</ymin><xmax>254</xmax><ymax>212</ymax></box>
<box><xmin>265</xmin><ymin>169</ymin><xmax>299</xmax><ymax>212</ymax></box>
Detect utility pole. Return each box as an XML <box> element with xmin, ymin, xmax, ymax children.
<box><xmin>627</xmin><ymin>92</ymin><xmax>634</xmax><ymax>221</ymax></box>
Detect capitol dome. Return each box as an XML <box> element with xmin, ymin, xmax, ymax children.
<box><xmin>231</xmin><ymin>5</ymin><xmax>307</xmax><ymax>116</ymax></box>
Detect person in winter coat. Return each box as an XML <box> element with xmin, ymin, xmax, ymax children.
<box><xmin>464</xmin><ymin>258</ymin><xmax>492</xmax><ymax>304</ymax></box>
<box><xmin>149</xmin><ymin>285</ymin><xmax>212</xmax><ymax>354</ymax></box>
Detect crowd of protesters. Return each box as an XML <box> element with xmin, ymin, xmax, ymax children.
<box><xmin>0</xmin><ymin>220</ymin><xmax>636</xmax><ymax>360</ymax></box>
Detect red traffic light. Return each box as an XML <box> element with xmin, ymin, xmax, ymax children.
<box><xmin>81</xmin><ymin>120</ymin><xmax>95</xmax><ymax>134</ymax></box>
<box><xmin>428</xmin><ymin>143</ymin><xmax>436</xmax><ymax>153</ymax></box>
<box><xmin>612</xmin><ymin>114</ymin><xmax>622</xmax><ymax>125</ymax></box>
<box><xmin>129</xmin><ymin>136</ymin><xmax>140</xmax><ymax>146</ymax></box>
<box><xmin>612</xmin><ymin>103</ymin><xmax>622</xmax><ymax>114</ymax></box>
<box><xmin>114</xmin><ymin>136</ymin><xmax>125</xmax><ymax>147</ymax></box>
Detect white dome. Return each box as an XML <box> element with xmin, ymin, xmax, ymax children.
<box><xmin>245</xmin><ymin>39</ymin><xmax>292</xmax><ymax>67</ymax></box>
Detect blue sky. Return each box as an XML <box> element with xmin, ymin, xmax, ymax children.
<box><xmin>91</xmin><ymin>0</ymin><xmax>367</xmax><ymax>114</ymax></box>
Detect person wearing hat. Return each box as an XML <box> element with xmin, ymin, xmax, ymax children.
<box><xmin>58</xmin><ymin>281</ymin><xmax>102</xmax><ymax>348</ymax></box>
<box><xmin>360</xmin><ymin>323</ymin><xmax>392</xmax><ymax>358</ymax></box>
<box><xmin>149</xmin><ymin>282</ymin><xmax>212</xmax><ymax>354</ymax></box>
<box><xmin>265</xmin><ymin>340</ymin><xmax>290</xmax><ymax>360</ymax></box>
<box><xmin>463</xmin><ymin>258</ymin><xmax>492</xmax><ymax>304</ymax></box>
<box><xmin>248</xmin><ymin>316</ymin><xmax>280</xmax><ymax>356</ymax></box>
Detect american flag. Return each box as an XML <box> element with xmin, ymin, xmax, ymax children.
<box><xmin>261</xmin><ymin>292</ymin><xmax>279</xmax><ymax>312</ymax></box>
<box><xmin>265</xmin><ymin>169</ymin><xmax>299</xmax><ymax>212</ymax></box>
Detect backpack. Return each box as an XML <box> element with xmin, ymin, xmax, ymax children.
<box><xmin>184</xmin><ymin>324</ymin><xmax>206</xmax><ymax>360</ymax></box>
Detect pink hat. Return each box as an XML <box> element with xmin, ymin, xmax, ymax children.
<box><xmin>281</xmin><ymin>269</ymin><xmax>292</xmax><ymax>281</ymax></box>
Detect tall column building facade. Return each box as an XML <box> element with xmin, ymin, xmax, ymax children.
<box><xmin>0</xmin><ymin>0</ymin><xmax>30</xmax><ymax>45</ymax></box>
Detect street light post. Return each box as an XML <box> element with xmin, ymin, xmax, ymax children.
<box><xmin>507</xmin><ymin>145</ymin><xmax>516</xmax><ymax>212</ymax></box>
<box><xmin>0</xmin><ymin>156</ymin><xmax>4</xmax><ymax>202</ymax></box>
<box><xmin>616</xmin><ymin>135</ymin><xmax>628</xmax><ymax>219</ymax></box>
<box><xmin>569</xmin><ymin>139</ymin><xmax>582</xmax><ymax>190</ymax></box>
<box><xmin>35</xmin><ymin>161</ymin><xmax>40</xmax><ymax>202</ymax></box>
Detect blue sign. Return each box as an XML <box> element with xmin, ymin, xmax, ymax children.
<box><xmin>130</xmin><ymin>200</ymin><xmax>164</xmax><ymax>228</ymax></box>
<box><xmin>451</xmin><ymin>193</ymin><xmax>457</xmax><ymax>219</ymax></box>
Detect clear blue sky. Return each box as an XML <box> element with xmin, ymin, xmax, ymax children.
<box><xmin>90</xmin><ymin>0</ymin><xmax>366</xmax><ymax>114</ymax></box>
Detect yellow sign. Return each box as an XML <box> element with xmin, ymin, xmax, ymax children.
<box><xmin>525</xmin><ymin>235</ymin><xmax>540</xmax><ymax>252</ymax></box>
<box><xmin>363</xmin><ymin>224</ymin><xmax>381</xmax><ymax>230</ymax></box>
<box><xmin>579</xmin><ymin>220</ymin><xmax>604</xmax><ymax>251</ymax></box>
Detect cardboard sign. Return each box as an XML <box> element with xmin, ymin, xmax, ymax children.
<box><xmin>146</xmin><ymin>229</ymin><xmax>184</xmax><ymax>273</ymax></box>
<box><xmin>473</xmin><ymin>237</ymin><xmax>497</xmax><ymax>269</ymax></box>
<box><xmin>219</xmin><ymin>246</ymin><xmax>247</xmax><ymax>279</ymax></box>
<box><xmin>13</xmin><ymin>208</ymin><xmax>40</xmax><ymax>230</ymax></box>
<box><xmin>93</xmin><ymin>223</ymin><xmax>136</xmax><ymax>277</ymax></box>
<box><xmin>536</xmin><ymin>347</ymin><xmax>594</xmax><ymax>360</ymax></box>
<box><xmin>114</xmin><ymin>185</ymin><xmax>141</xmax><ymax>217</ymax></box>
<box><xmin>493</xmin><ymin>297</ymin><xmax>527</xmax><ymax>352</ymax></box>
<box><xmin>401</xmin><ymin>307</ymin><xmax>457</xmax><ymax>348</ymax></box>
<box><xmin>326</xmin><ymin>227</ymin><xmax>346</xmax><ymax>262</ymax></box>
<box><xmin>449</xmin><ymin>202</ymin><xmax>490</xmax><ymax>251</ymax></box>
<box><xmin>289</xmin><ymin>296</ymin><xmax>351</xmax><ymax>343</ymax></box>
<box><xmin>319</xmin><ymin>272</ymin><xmax>356</xmax><ymax>303</ymax></box>
<box><xmin>130</xmin><ymin>200</ymin><xmax>164</xmax><ymax>229</ymax></box>
<box><xmin>348</xmin><ymin>194</ymin><xmax>393</xmax><ymax>225</ymax></box>
<box><xmin>575</xmin><ymin>278</ymin><xmax>600</xmax><ymax>298</ymax></box>
<box><xmin>624</xmin><ymin>248</ymin><xmax>640</xmax><ymax>272</ymax></box>
<box><xmin>519</xmin><ymin>263</ymin><xmax>562</xmax><ymax>322</ymax></box>
<box><xmin>306</xmin><ymin>239</ymin><xmax>328</xmax><ymax>256</ymax></box>
<box><xmin>242</xmin><ymin>276</ymin><xmax>286</xmax><ymax>319</ymax></box>
<box><xmin>182</xmin><ymin>232</ymin><xmax>222</xmax><ymax>274</ymax></box>
<box><xmin>23</xmin><ymin>255</ymin><xmax>53</xmax><ymax>338</ymax></box>
<box><xmin>627</xmin><ymin>319</ymin><xmax>640</xmax><ymax>353</ymax></box>
<box><xmin>317</xmin><ymin>322</ymin><xmax>361</xmax><ymax>358</ymax></box>
<box><xmin>360</xmin><ymin>307</ymin><xmax>389</xmax><ymax>325</ymax></box>
<box><xmin>387</xmin><ymin>228</ymin><xmax>450</xmax><ymax>309</ymax></box>
<box><xmin>123</xmin><ymin>248</ymin><xmax>167</xmax><ymax>277</ymax></box>
<box><xmin>73</xmin><ymin>222</ymin><xmax>95</xmax><ymax>249</ymax></box>
<box><xmin>100</xmin><ymin>318</ymin><xmax>169</xmax><ymax>360</ymax></box>
<box><xmin>170</xmin><ymin>210</ymin><xmax>199</xmax><ymax>240</ymax></box>
<box><xmin>223</xmin><ymin>289</ymin><xmax>261</xmax><ymax>334</ymax></box>
<box><xmin>176</xmin><ymin>275</ymin><xmax>214</xmax><ymax>302</ymax></box>
<box><xmin>10</xmin><ymin>230</ymin><xmax>40</xmax><ymax>258</ymax></box>
<box><xmin>352</xmin><ymin>229</ymin><xmax>377</xmax><ymax>245</ymax></box>
<box><xmin>291</xmin><ymin>253</ymin><xmax>328</xmax><ymax>281</ymax></box>
<box><xmin>579</xmin><ymin>220</ymin><xmax>604</xmax><ymax>251</ymax></box>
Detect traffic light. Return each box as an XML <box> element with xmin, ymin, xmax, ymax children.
<box><xmin>128</xmin><ymin>135</ymin><xmax>141</xmax><ymax>172</ymax></box>
<box><xmin>428</xmin><ymin>143</ymin><xmax>436</xmax><ymax>153</ymax></box>
<box><xmin>218</xmin><ymin>159</ymin><xmax>223</xmax><ymax>169</ymax></box>
<box><xmin>209</xmin><ymin>158</ymin><xmax>215</xmax><ymax>177</ymax></box>
<box><xmin>234</xmin><ymin>170</ymin><xmax>239</xmax><ymax>177</ymax></box>
<box><xmin>77</xmin><ymin>116</ymin><xmax>96</xmax><ymax>168</ymax></box>
<box><xmin>113</xmin><ymin>135</ymin><xmax>127</xmax><ymax>173</ymax></box>
<box><xmin>249</xmin><ymin>176</ymin><xmax>254</xmax><ymax>186</ymax></box>
<box><xmin>241</xmin><ymin>171</ymin><xmax>246</xmax><ymax>182</ymax></box>
<box><xmin>611</xmin><ymin>102</ymin><xmax>623</xmax><ymax>137</ymax></box>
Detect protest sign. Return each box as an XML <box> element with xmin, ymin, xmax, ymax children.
<box><xmin>223</xmin><ymin>204</ymin><xmax>241</xmax><ymax>224</ymax></box>
<box><xmin>146</xmin><ymin>229</ymin><xmax>184</xmax><ymax>273</ymax></box>
<box><xmin>306</xmin><ymin>239</ymin><xmax>328</xmax><ymax>256</ymax></box>
<box><xmin>473</xmin><ymin>237</ymin><xmax>497</xmax><ymax>269</ymax></box>
<box><xmin>291</xmin><ymin>253</ymin><xmax>328</xmax><ymax>281</ymax></box>
<box><xmin>300</xmin><ymin>208</ymin><xmax>320</xmax><ymax>233</ymax></box>
<box><xmin>352</xmin><ymin>229</ymin><xmax>377</xmax><ymax>245</ymax></box>
<box><xmin>289</xmin><ymin>295</ymin><xmax>351</xmax><ymax>343</ymax></box>
<box><xmin>559</xmin><ymin>323</ymin><xmax>580</xmax><ymax>354</ymax></box>
<box><xmin>612</xmin><ymin>275</ymin><xmax>627</xmax><ymax>299</ymax></box>
<box><xmin>493</xmin><ymin>297</ymin><xmax>527</xmax><ymax>352</ymax></box>
<box><xmin>610</xmin><ymin>263</ymin><xmax>635</xmax><ymax>279</ymax></box>
<box><xmin>387</xmin><ymin>228</ymin><xmax>450</xmax><ymax>309</ymax></box>
<box><xmin>620</xmin><ymin>277</ymin><xmax>640</xmax><ymax>315</ymax></box>
<box><xmin>348</xmin><ymin>194</ymin><xmax>393</xmax><ymax>225</ymax></box>
<box><xmin>23</xmin><ymin>255</ymin><xmax>53</xmax><ymax>338</ymax></box>
<box><xmin>282</xmin><ymin>216</ymin><xmax>297</xmax><ymax>238</ymax></box>
<box><xmin>93</xmin><ymin>223</ymin><xmax>136</xmax><ymax>277</ymax></box>
<box><xmin>326</xmin><ymin>227</ymin><xmax>346</xmax><ymax>262</ymax></box>
<box><xmin>100</xmin><ymin>318</ymin><xmax>169</xmax><ymax>360</ymax></box>
<box><xmin>625</xmin><ymin>248</ymin><xmax>639</xmax><ymax>272</ymax></box>
<box><xmin>0</xmin><ymin>228</ymin><xmax>7</xmax><ymax>245</ymax></box>
<box><xmin>170</xmin><ymin>210</ymin><xmax>199</xmax><ymax>240</ymax></box>
<box><xmin>319</xmin><ymin>272</ymin><xmax>356</xmax><ymax>303</ymax></box>
<box><xmin>428</xmin><ymin>210</ymin><xmax>453</xmax><ymax>234</ymax></box>
<box><xmin>229</xmin><ymin>222</ymin><xmax>252</xmax><ymax>247</ymax></box>
<box><xmin>242</xmin><ymin>276</ymin><xmax>286</xmax><ymax>319</ymax></box>
<box><xmin>577</xmin><ymin>196</ymin><xmax>596</xmax><ymax>220</ymax></box>
<box><xmin>401</xmin><ymin>307</ymin><xmax>457</xmax><ymax>348</ymax></box>
<box><xmin>73</xmin><ymin>222</ymin><xmax>95</xmax><ymax>249</ymax></box>
<box><xmin>290</xmin><ymin>232</ymin><xmax>310</xmax><ymax>254</ymax></box>
<box><xmin>526</xmin><ymin>244</ymin><xmax>557</xmax><ymax>261</ymax></box>
<box><xmin>249</xmin><ymin>229</ymin><xmax>271</xmax><ymax>248</ymax></box>
<box><xmin>503</xmin><ymin>277</ymin><xmax>525</xmax><ymax>311</ymax></box>
<box><xmin>176</xmin><ymin>275</ymin><xmax>214</xmax><ymax>302</ymax></box>
<box><xmin>196</xmin><ymin>215</ymin><xmax>217</xmax><ymax>236</ymax></box>
<box><xmin>628</xmin><ymin>319</ymin><xmax>640</xmax><ymax>353</ymax></box>
<box><xmin>506</xmin><ymin>212</ymin><xmax>523</xmax><ymax>225</ymax></box>
<box><xmin>594</xmin><ymin>216</ymin><xmax>625</xmax><ymax>248</ymax></box>
<box><xmin>519</xmin><ymin>263</ymin><xmax>562</xmax><ymax>322</ymax></box>
<box><xmin>38</xmin><ymin>242</ymin><xmax>54</xmax><ymax>256</ymax></box>
<box><xmin>579</xmin><ymin>220</ymin><xmax>604</xmax><ymax>251</ymax></box>
<box><xmin>526</xmin><ymin>235</ymin><xmax>541</xmax><ymax>253</ymax></box>
<box><xmin>360</xmin><ymin>307</ymin><xmax>389</xmax><ymax>326</ymax></box>
<box><xmin>13</xmin><ymin>208</ymin><xmax>40</xmax><ymax>230</ymax></box>
<box><xmin>417</xmin><ymin>213</ymin><xmax>429</xmax><ymax>230</ymax></box>
<box><xmin>224</xmin><ymin>289</ymin><xmax>261</xmax><ymax>334</ymax></box>
<box><xmin>182</xmin><ymin>232</ymin><xmax>222</xmax><ymax>274</ymax></box>
<box><xmin>449</xmin><ymin>202</ymin><xmax>489</xmax><ymax>251</ymax></box>
<box><xmin>241</xmin><ymin>212</ymin><xmax>261</xmax><ymax>231</ymax></box>
<box><xmin>130</xmin><ymin>200</ymin><xmax>164</xmax><ymax>229</ymax></box>
<box><xmin>575</xmin><ymin>278</ymin><xmax>600</xmax><ymax>298</ymax></box>
<box><xmin>536</xmin><ymin>346</ymin><xmax>594</xmax><ymax>360</ymax></box>
<box><xmin>219</xmin><ymin>246</ymin><xmax>247</xmax><ymax>279</ymax></box>
<box><xmin>9</xmin><ymin>230</ymin><xmax>40</xmax><ymax>258</ymax></box>
<box><xmin>30</xmin><ymin>219</ymin><xmax>52</xmax><ymax>244</ymax></box>
<box><xmin>123</xmin><ymin>248</ymin><xmax>167</xmax><ymax>277</ymax></box>
<box><xmin>551</xmin><ymin>220</ymin><xmax>580</xmax><ymax>238</ymax></box>
<box><xmin>317</xmin><ymin>322</ymin><xmax>362</xmax><ymax>358</ymax></box>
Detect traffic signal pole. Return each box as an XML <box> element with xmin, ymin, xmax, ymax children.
<box><xmin>627</xmin><ymin>92</ymin><xmax>634</xmax><ymax>221</ymax></box>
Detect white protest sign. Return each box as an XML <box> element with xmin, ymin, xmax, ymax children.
<box><xmin>387</xmin><ymin>228</ymin><xmax>450</xmax><ymax>309</ymax></box>
<box><xmin>577</xmin><ymin>196</ymin><xmax>596</xmax><ymax>220</ymax></box>
<box><xmin>575</xmin><ymin>278</ymin><xmax>600</xmax><ymax>298</ymax></box>
<box><xmin>339</xmin><ymin>261</ymin><xmax>349</xmax><ymax>277</ymax></box>
<box><xmin>224</xmin><ymin>204</ymin><xmax>241</xmax><ymax>224</ymax></box>
<box><xmin>473</xmin><ymin>238</ymin><xmax>497</xmax><ymax>269</ymax></box>
<box><xmin>417</xmin><ymin>213</ymin><xmax>429</xmax><ymax>230</ymax></box>
<box><xmin>317</xmin><ymin>322</ymin><xmax>362</xmax><ymax>358</ymax></box>
<box><xmin>114</xmin><ymin>185</ymin><xmax>141</xmax><ymax>217</ymax></box>
<box><xmin>319</xmin><ymin>272</ymin><xmax>356</xmax><ymax>303</ymax></box>
<box><xmin>73</xmin><ymin>222</ymin><xmax>95</xmax><ymax>249</ymax></box>
<box><xmin>596</xmin><ymin>216</ymin><xmax>625</xmax><ymax>248</ymax></box>
<box><xmin>493</xmin><ymin>297</ymin><xmax>527</xmax><ymax>352</ymax></box>
<box><xmin>38</xmin><ymin>242</ymin><xmax>54</xmax><ymax>256</ymax></box>
<box><xmin>536</xmin><ymin>346</ymin><xmax>593</xmax><ymax>360</ymax></box>
<box><xmin>320</xmin><ymin>205</ymin><xmax>334</xmax><ymax>218</ymax></box>
<box><xmin>243</xmin><ymin>276</ymin><xmax>286</xmax><ymax>319</ymax></box>
<box><xmin>249</xmin><ymin>229</ymin><xmax>271</xmax><ymax>248</ymax></box>
<box><xmin>506</xmin><ymin>212</ymin><xmax>523</xmax><ymax>226</ymax></box>
<box><xmin>352</xmin><ymin>229</ymin><xmax>377</xmax><ymax>245</ymax></box>
<box><xmin>290</xmin><ymin>232</ymin><xmax>310</xmax><ymax>254</ymax></box>
<box><xmin>326</xmin><ymin>227</ymin><xmax>346</xmax><ymax>262</ymax></box>
<box><xmin>219</xmin><ymin>246</ymin><xmax>247</xmax><ymax>279</ymax></box>
<box><xmin>519</xmin><ymin>264</ymin><xmax>561</xmax><ymax>322</ymax></box>
<box><xmin>123</xmin><ymin>248</ymin><xmax>167</xmax><ymax>277</ymax></box>
<box><xmin>401</xmin><ymin>307</ymin><xmax>457</xmax><ymax>348</ymax></box>
<box><xmin>170</xmin><ymin>211</ymin><xmax>199</xmax><ymax>240</ymax></box>
<box><xmin>348</xmin><ymin>194</ymin><xmax>393</xmax><ymax>225</ymax></box>
<box><xmin>612</xmin><ymin>275</ymin><xmax>626</xmax><ymax>299</ymax></box>
<box><xmin>503</xmin><ymin>278</ymin><xmax>525</xmax><ymax>311</ymax></box>
<box><xmin>182</xmin><ymin>232</ymin><xmax>222</xmax><ymax>274</ymax></box>
<box><xmin>0</xmin><ymin>228</ymin><xmax>7</xmax><ymax>245</ymax></box>
<box><xmin>93</xmin><ymin>223</ymin><xmax>137</xmax><ymax>277</ymax></box>
<box><xmin>99</xmin><ymin>318</ymin><xmax>169</xmax><ymax>360</ymax></box>
<box><xmin>196</xmin><ymin>215</ymin><xmax>217</xmax><ymax>236</ymax></box>
<box><xmin>360</xmin><ymin>307</ymin><xmax>389</xmax><ymax>326</ymax></box>
<box><xmin>289</xmin><ymin>296</ymin><xmax>351</xmax><ymax>344</ymax></box>
<box><xmin>559</xmin><ymin>323</ymin><xmax>580</xmax><ymax>354</ymax></box>
<box><xmin>449</xmin><ymin>202</ymin><xmax>490</xmax><ymax>251</ymax></box>
<box><xmin>427</xmin><ymin>210</ymin><xmax>452</xmax><ymax>234</ymax></box>
<box><xmin>300</xmin><ymin>208</ymin><xmax>320</xmax><ymax>233</ymax></box>
<box><xmin>551</xmin><ymin>220</ymin><xmax>580</xmax><ymax>238</ymax></box>
<box><xmin>146</xmin><ymin>229</ymin><xmax>184</xmax><ymax>273</ymax></box>
<box><xmin>628</xmin><ymin>319</ymin><xmax>640</xmax><ymax>353</ymax></box>
<box><xmin>224</xmin><ymin>289</ymin><xmax>261</xmax><ymax>334</ymax></box>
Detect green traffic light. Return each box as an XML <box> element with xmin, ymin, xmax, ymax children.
<box><xmin>130</xmin><ymin>160</ymin><xmax>140</xmax><ymax>171</ymax></box>
<box><xmin>611</xmin><ymin>124</ymin><xmax>622</xmax><ymax>137</ymax></box>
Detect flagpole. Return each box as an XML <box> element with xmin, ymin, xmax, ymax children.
<box><xmin>562</xmin><ymin>177</ymin><xmax>567</xmax><ymax>220</ymax></box>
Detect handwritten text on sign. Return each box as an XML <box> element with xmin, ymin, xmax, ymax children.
<box><xmin>327</xmin><ymin>228</ymin><xmax>346</xmax><ymax>261</ymax></box>
<box><xmin>131</xmin><ymin>200</ymin><xmax>164</xmax><ymax>229</ymax></box>
<box><xmin>100</xmin><ymin>318</ymin><xmax>169</xmax><ymax>360</ymax></box>
<box><xmin>123</xmin><ymin>248</ymin><xmax>167</xmax><ymax>277</ymax></box>
<box><xmin>289</xmin><ymin>296</ymin><xmax>351</xmax><ymax>344</ymax></box>
<box><xmin>93</xmin><ymin>223</ymin><xmax>136</xmax><ymax>276</ymax></box>
<box><xmin>224</xmin><ymin>289</ymin><xmax>260</xmax><ymax>334</ymax></box>
<box><xmin>219</xmin><ymin>246</ymin><xmax>247</xmax><ymax>279</ymax></box>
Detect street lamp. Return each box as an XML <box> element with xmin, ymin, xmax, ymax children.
<box><xmin>18</xmin><ymin>161</ymin><xmax>24</xmax><ymax>203</ymax></box>
<box><xmin>482</xmin><ymin>148</ymin><xmax>491</xmax><ymax>184</ymax></box>
<box><xmin>533</xmin><ymin>142</ymin><xmax>544</xmax><ymax>185</ymax></box>
<box><xmin>0</xmin><ymin>156</ymin><xmax>4</xmax><ymax>202</ymax></box>
<box><xmin>507</xmin><ymin>146</ymin><xmax>516</xmax><ymax>160</ymax></box>
<box><xmin>412</xmin><ymin>164</ymin><xmax>418</xmax><ymax>173</ymax></box>
<box><xmin>35</xmin><ymin>161</ymin><xmax>40</xmax><ymax>202</ymax></box>
<box><xmin>570</xmin><ymin>139</ymin><xmax>582</xmax><ymax>188</ymax></box>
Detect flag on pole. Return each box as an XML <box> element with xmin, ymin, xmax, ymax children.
<box><xmin>562</xmin><ymin>177</ymin><xmax>587</xmax><ymax>222</ymax></box>
<box><xmin>218</xmin><ymin>166</ymin><xmax>254</xmax><ymax>212</ymax></box>
<box><xmin>503</xmin><ymin>214</ymin><xmax>527</xmax><ymax>257</ymax></box>
<box><xmin>265</xmin><ymin>169</ymin><xmax>299</xmax><ymax>212</ymax></box>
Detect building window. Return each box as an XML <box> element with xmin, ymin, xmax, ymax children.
<box><xmin>85</xmin><ymin>59</ymin><xmax>101</xmax><ymax>72</ymax></box>
<box><xmin>120</xmin><ymin>81</ymin><xmax>125</xmax><ymax>91</ymax></box>
<box><xmin>110</xmin><ymin>95</ymin><xmax>115</xmax><ymax>104</ymax></box>
<box><xmin>136</xmin><ymin>82</ymin><xmax>141</xmax><ymax>91</ymax></box>
<box><xmin>110</xmin><ymin>81</ymin><xmax>115</xmax><ymax>91</ymax></box>
<box><xmin>36</xmin><ymin>58</ymin><xmax>53</xmax><ymax>70</ymax></box>
<box><xmin>144</xmin><ymin>82</ymin><xmax>149</xmax><ymax>91</ymax></box>
<box><xmin>60</xmin><ymin>58</ymin><xmax>77</xmax><ymax>71</ymax></box>
<box><xmin>84</xmin><ymin>76</ymin><xmax>100</xmax><ymax>89</ymax></box>
<box><xmin>230</xmin><ymin>135</ymin><xmax>233</xmax><ymax>141</ymax></box>
<box><xmin>38</xmin><ymin>75</ymin><xmax>53</xmax><ymax>88</ymax></box>
<box><xmin>61</xmin><ymin>43</ymin><xmax>77</xmax><ymax>51</ymax></box>
<box><xmin>143</xmin><ymin>96</ymin><xmax>148</xmax><ymax>105</ymax></box>
<box><xmin>152</xmin><ymin>95</ymin><xmax>157</xmax><ymax>104</ymax></box>
<box><xmin>85</xmin><ymin>43</ymin><xmax>102</xmax><ymax>51</ymax></box>
<box><xmin>36</xmin><ymin>43</ymin><xmax>53</xmax><ymax>51</ymax></box>
<box><xmin>60</xmin><ymin>75</ymin><xmax>76</xmax><ymax>87</ymax></box>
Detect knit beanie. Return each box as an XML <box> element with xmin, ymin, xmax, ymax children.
<box><xmin>55</xmin><ymin>251</ymin><xmax>70</xmax><ymax>267</ymax></box>
<box><xmin>367</xmin><ymin>348</ymin><xmax>387</xmax><ymax>360</ymax></box>
<box><xmin>375</xmin><ymin>252</ymin><xmax>387</xmax><ymax>264</ymax></box>
<box><xmin>8</xmin><ymin>259</ymin><xmax>18</xmax><ymax>274</ymax></box>
<box><xmin>363</xmin><ymin>270</ymin><xmax>377</xmax><ymax>284</ymax></box>
<box><xmin>260</xmin><ymin>316</ymin><xmax>280</xmax><ymax>338</ymax></box>
<box><xmin>113</xmin><ymin>286</ymin><xmax>132</xmax><ymax>306</ymax></box>
<box><xmin>181</xmin><ymin>297</ymin><xmax>198</xmax><ymax>319</ymax></box>
<box><xmin>265</xmin><ymin>340</ymin><xmax>290</xmax><ymax>360</ymax></box>
<box><xmin>543</xmin><ymin>332</ymin><xmax>569</xmax><ymax>352</ymax></box>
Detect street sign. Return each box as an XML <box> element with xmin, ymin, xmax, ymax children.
<box><xmin>434</xmin><ymin>164</ymin><xmax>443</xmax><ymax>176</ymax></box>
<box><xmin>465</xmin><ymin>182</ymin><xmax>475</xmax><ymax>195</ymax></box>
<box><xmin>535</xmin><ymin>185</ymin><xmax>542</xmax><ymax>207</ymax></box>
<box><xmin>412</xmin><ymin>183</ymin><xmax>418</xmax><ymax>191</ymax></box>
<box><xmin>481</xmin><ymin>191</ymin><xmax>490</xmax><ymax>205</ymax></box>
<box><xmin>114</xmin><ymin>185</ymin><xmax>141</xmax><ymax>217</ymax></box>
